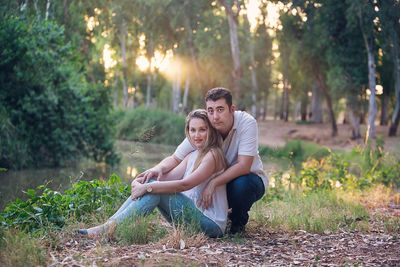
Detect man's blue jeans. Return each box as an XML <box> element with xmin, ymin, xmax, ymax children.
<box><xmin>108</xmin><ymin>190</ymin><xmax>223</xmax><ymax>238</ymax></box>
<box><xmin>227</xmin><ymin>173</ymin><xmax>265</xmax><ymax>231</ymax></box>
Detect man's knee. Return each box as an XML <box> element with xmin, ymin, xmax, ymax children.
<box><xmin>227</xmin><ymin>175</ymin><xmax>250</xmax><ymax>195</ymax></box>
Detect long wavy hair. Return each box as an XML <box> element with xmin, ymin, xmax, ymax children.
<box><xmin>185</xmin><ymin>109</ymin><xmax>227</xmax><ymax>173</ymax></box>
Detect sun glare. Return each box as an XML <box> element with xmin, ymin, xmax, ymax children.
<box><xmin>245</xmin><ymin>0</ymin><xmax>284</xmax><ymax>35</ymax></box>
<box><xmin>103</xmin><ymin>44</ymin><xmax>116</xmax><ymax>70</ymax></box>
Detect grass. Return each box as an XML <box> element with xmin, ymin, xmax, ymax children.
<box><xmin>115</xmin><ymin>212</ymin><xmax>167</xmax><ymax>245</ymax></box>
<box><xmin>0</xmin><ymin>229</ymin><xmax>47</xmax><ymax>267</ymax></box>
<box><xmin>250</xmin><ymin>189</ymin><xmax>369</xmax><ymax>234</ymax></box>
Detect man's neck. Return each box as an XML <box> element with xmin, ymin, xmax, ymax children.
<box><xmin>221</xmin><ymin>117</ymin><xmax>234</xmax><ymax>140</ymax></box>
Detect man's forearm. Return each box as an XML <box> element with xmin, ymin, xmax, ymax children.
<box><xmin>154</xmin><ymin>155</ymin><xmax>180</xmax><ymax>175</ymax></box>
<box><xmin>212</xmin><ymin>162</ymin><xmax>250</xmax><ymax>187</ymax></box>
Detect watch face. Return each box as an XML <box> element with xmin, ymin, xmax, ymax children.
<box><xmin>147</xmin><ymin>185</ymin><xmax>152</xmax><ymax>192</ymax></box>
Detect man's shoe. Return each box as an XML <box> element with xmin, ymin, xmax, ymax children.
<box><xmin>229</xmin><ymin>224</ymin><xmax>245</xmax><ymax>235</ymax></box>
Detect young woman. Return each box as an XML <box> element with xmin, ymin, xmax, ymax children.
<box><xmin>78</xmin><ymin>109</ymin><xmax>228</xmax><ymax>238</ymax></box>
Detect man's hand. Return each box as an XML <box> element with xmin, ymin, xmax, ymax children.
<box><xmin>136</xmin><ymin>167</ymin><xmax>162</xmax><ymax>183</ymax></box>
<box><xmin>131</xmin><ymin>180</ymin><xmax>147</xmax><ymax>200</ymax></box>
<box><xmin>199</xmin><ymin>179</ymin><xmax>216</xmax><ymax>210</ymax></box>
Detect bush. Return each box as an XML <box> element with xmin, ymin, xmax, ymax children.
<box><xmin>1</xmin><ymin>174</ymin><xmax>130</xmax><ymax>232</ymax></box>
<box><xmin>259</xmin><ymin>140</ymin><xmax>331</xmax><ymax>171</ymax></box>
<box><xmin>116</xmin><ymin>107</ymin><xmax>186</xmax><ymax>146</ymax></box>
<box><xmin>0</xmin><ymin>17</ymin><xmax>118</xmax><ymax>169</ymax></box>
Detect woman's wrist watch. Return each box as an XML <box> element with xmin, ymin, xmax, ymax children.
<box><xmin>146</xmin><ymin>184</ymin><xmax>153</xmax><ymax>193</ymax></box>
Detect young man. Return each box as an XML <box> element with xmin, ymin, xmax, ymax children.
<box><xmin>138</xmin><ymin>87</ymin><xmax>268</xmax><ymax>234</ymax></box>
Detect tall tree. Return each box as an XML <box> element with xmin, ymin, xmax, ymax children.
<box><xmin>218</xmin><ymin>0</ymin><xmax>242</xmax><ymax>102</ymax></box>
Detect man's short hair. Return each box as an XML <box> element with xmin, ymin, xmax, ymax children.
<box><xmin>205</xmin><ymin>87</ymin><xmax>233</xmax><ymax>108</ymax></box>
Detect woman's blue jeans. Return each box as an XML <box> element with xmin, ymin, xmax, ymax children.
<box><xmin>108</xmin><ymin>189</ymin><xmax>223</xmax><ymax>238</ymax></box>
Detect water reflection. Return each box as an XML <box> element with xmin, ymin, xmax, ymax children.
<box><xmin>0</xmin><ymin>141</ymin><xmax>175</xmax><ymax>210</ymax></box>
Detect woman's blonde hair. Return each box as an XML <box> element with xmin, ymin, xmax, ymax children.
<box><xmin>185</xmin><ymin>109</ymin><xmax>227</xmax><ymax>172</ymax></box>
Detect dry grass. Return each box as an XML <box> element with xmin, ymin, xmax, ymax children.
<box><xmin>156</xmin><ymin>223</ymin><xmax>208</xmax><ymax>249</ymax></box>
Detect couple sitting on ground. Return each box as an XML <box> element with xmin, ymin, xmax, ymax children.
<box><xmin>78</xmin><ymin>87</ymin><xmax>268</xmax><ymax>237</ymax></box>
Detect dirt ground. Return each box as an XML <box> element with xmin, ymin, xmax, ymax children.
<box><xmin>48</xmin><ymin>121</ymin><xmax>400</xmax><ymax>266</ymax></box>
<box><xmin>52</xmin><ymin>221</ymin><xmax>400</xmax><ymax>266</ymax></box>
<box><xmin>258</xmin><ymin>120</ymin><xmax>400</xmax><ymax>152</ymax></box>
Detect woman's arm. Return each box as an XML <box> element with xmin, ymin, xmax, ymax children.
<box><xmin>131</xmin><ymin>151</ymin><xmax>217</xmax><ymax>199</ymax></box>
<box><xmin>158</xmin><ymin>154</ymin><xmax>189</xmax><ymax>181</ymax></box>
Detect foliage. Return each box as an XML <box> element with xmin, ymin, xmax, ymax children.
<box><xmin>1</xmin><ymin>174</ymin><xmax>130</xmax><ymax>232</ymax></box>
<box><xmin>0</xmin><ymin>17</ymin><xmax>118</xmax><ymax>169</ymax></box>
<box><xmin>116</xmin><ymin>107</ymin><xmax>186</xmax><ymax>145</ymax></box>
<box><xmin>259</xmin><ymin>140</ymin><xmax>331</xmax><ymax>171</ymax></box>
<box><xmin>0</xmin><ymin>229</ymin><xmax>47</xmax><ymax>267</ymax></box>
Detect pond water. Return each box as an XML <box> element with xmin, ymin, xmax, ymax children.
<box><xmin>0</xmin><ymin>141</ymin><xmax>175</xmax><ymax>210</ymax></box>
<box><xmin>0</xmin><ymin>140</ymin><xmax>281</xmax><ymax>211</ymax></box>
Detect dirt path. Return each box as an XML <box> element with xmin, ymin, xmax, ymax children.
<box><xmin>258</xmin><ymin>120</ymin><xmax>400</xmax><ymax>152</ymax></box>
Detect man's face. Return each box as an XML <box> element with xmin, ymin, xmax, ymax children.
<box><xmin>206</xmin><ymin>98</ymin><xmax>235</xmax><ymax>137</ymax></box>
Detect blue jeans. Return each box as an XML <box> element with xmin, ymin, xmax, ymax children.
<box><xmin>227</xmin><ymin>173</ymin><xmax>265</xmax><ymax>229</ymax></box>
<box><xmin>108</xmin><ymin>190</ymin><xmax>223</xmax><ymax>238</ymax></box>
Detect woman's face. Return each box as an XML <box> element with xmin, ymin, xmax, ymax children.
<box><xmin>188</xmin><ymin>117</ymin><xmax>208</xmax><ymax>149</ymax></box>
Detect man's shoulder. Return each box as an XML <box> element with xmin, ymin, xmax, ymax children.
<box><xmin>234</xmin><ymin>110</ymin><xmax>257</xmax><ymax>127</ymax></box>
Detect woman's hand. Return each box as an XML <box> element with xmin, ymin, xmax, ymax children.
<box><xmin>131</xmin><ymin>180</ymin><xmax>147</xmax><ymax>200</ymax></box>
<box><xmin>199</xmin><ymin>179</ymin><xmax>216</xmax><ymax>210</ymax></box>
<box><xmin>136</xmin><ymin>167</ymin><xmax>162</xmax><ymax>183</ymax></box>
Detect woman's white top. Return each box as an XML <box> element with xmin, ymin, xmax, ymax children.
<box><xmin>181</xmin><ymin>150</ymin><xmax>228</xmax><ymax>233</ymax></box>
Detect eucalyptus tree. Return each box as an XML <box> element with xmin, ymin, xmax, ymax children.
<box><xmin>254</xmin><ymin>3</ymin><xmax>273</xmax><ymax>121</ymax></box>
<box><xmin>276</xmin><ymin>0</ymin><xmax>341</xmax><ymax>136</ymax></box>
<box><xmin>347</xmin><ymin>0</ymin><xmax>379</xmax><ymax>139</ymax></box>
<box><xmin>217</xmin><ymin>0</ymin><xmax>243</xmax><ymax>102</ymax></box>
<box><xmin>378</xmin><ymin>0</ymin><xmax>400</xmax><ymax>136</ymax></box>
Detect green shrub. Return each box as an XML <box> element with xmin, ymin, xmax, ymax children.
<box><xmin>116</xmin><ymin>107</ymin><xmax>186</xmax><ymax>146</ymax></box>
<box><xmin>259</xmin><ymin>140</ymin><xmax>331</xmax><ymax>171</ymax></box>
<box><xmin>0</xmin><ymin>18</ymin><xmax>118</xmax><ymax>169</ymax></box>
<box><xmin>1</xmin><ymin>174</ymin><xmax>130</xmax><ymax>232</ymax></box>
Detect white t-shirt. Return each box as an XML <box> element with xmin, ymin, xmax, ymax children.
<box><xmin>175</xmin><ymin>110</ymin><xmax>268</xmax><ymax>189</ymax></box>
<box><xmin>182</xmin><ymin>150</ymin><xmax>228</xmax><ymax>232</ymax></box>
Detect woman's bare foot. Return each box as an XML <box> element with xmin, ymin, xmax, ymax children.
<box><xmin>78</xmin><ymin>221</ymin><xmax>116</xmax><ymax>237</ymax></box>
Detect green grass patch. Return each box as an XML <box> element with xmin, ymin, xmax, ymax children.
<box><xmin>252</xmin><ymin>190</ymin><xmax>369</xmax><ymax>234</ymax></box>
<box><xmin>0</xmin><ymin>229</ymin><xmax>47</xmax><ymax>267</ymax></box>
<box><xmin>115</xmin><ymin>212</ymin><xmax>167</xmax><ymax>245</ymax></box>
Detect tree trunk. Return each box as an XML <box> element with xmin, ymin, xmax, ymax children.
<box><xmin>113</xmin><ymin>70</ymin><xmax>119</xmax><ymax>107</ymax></box>
<box><xmin>300</xmin><ymin>95</ymin><xmax>308</xmax><ymax>121</ymax></box>
<box><xmin>120</xmin><ymin>20</ymin><xmax>129</xmax><ymax>108</ymax></box>
<box><xmin>280</xmin><ymin>48</ymin><xmax>290</xmax><ymax>121</ymax></box>
<box><xmin>218</xmin><ymin>0</ymin><xmax>242</xmax><ymax>102</ymax></box>
<box><xmin>33</xmin><ymin>0</ymin><xmax>41</xmax><ymax>22</ymax></box>
<box><xmin>365</xmin><ymin>40</ymin><xmax>378</xmax><ymax>140</ymax></box>
<box><xmin>389</xmin><ymin>30</ymin><xmax>400</xmax><ymax>136</ymax></box>
<box><xmin>263</xmin><ymin>92</ymin><xmax>268</xmax><ymax>121</ymax></box>
<box><xmin>380</xmin><ymin>94</ymin><xmax>389</xmax><ymax>125</ymax></box>
<box><xmin>348</xmin><ymin>104</ymin><xmax>361</xmax><ymax>139</ymax></box>
<box><xmin>243</xmin><ymin>13</ymin><xmax>259</xmax><ymax>118</ymax></box>
<box><xmin>45</xmin><ymin>0</ymin><xmax>51</xmax><ymax>20</ymax></box>
<box><xmin>183</xmin><ymin>0</ymin><xmax>203</xmax><ymax>92</ymax></box>
<box><xmin>311</xmin><ymin>80</ymin><xmax>323</xmax><ymax>123</ymax></box>
<box><xmin>146</xmin><ymin>39</ymin><xmax>154</xmax><ymax>109</ymax></box>
<box><xmin>315</xmin><ymin>70</ymin><xmax>338</xmax><ymax>136</ymax></box>
<box><xmin>172</xmin><ymin>60</ymin><xmax>181</xmax><ymax>113</ymax></box>
<box><xmin>182</xmin><ymin>77</ymin><xmax>190</xmax><ymax>114</ymax></box>
<box><xmin>358</xmin><ymin>8</ymin><xmax>377</xmax><ymax>140</ymax></box>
